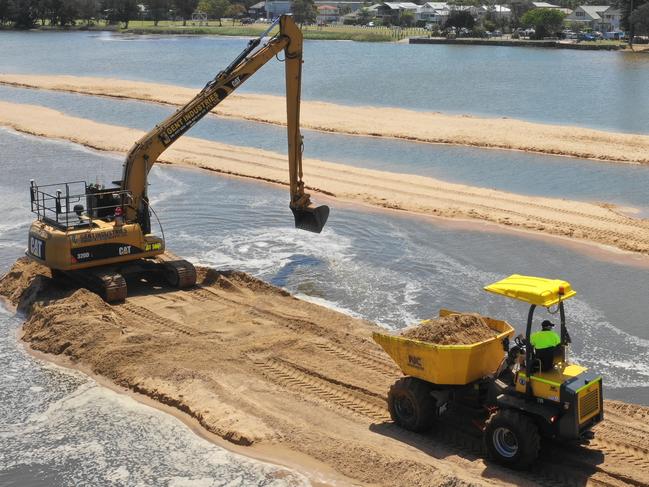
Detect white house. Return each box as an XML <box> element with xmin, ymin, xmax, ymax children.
<box><xmin>316</xmin><ymin>4</ymin><xmax>338</xmax><ymax>24</ymax></box>
<box><xmin>376</xmin><ymin>2</ymin><xmax>419</xmax><ymax>20</ymax></box>
<box><xmin>531</xmin><ymin>2</ymin><xmax>561</xmax><ymax>9</ymax></box>
<box><xmin>565</xmin><ymin>5</ymin><xmax>621</xmax><ymax>32</ymax></box>
<box><xmin>477</xmin><ymin>4</ymin><xmax>511</xmax><ymax>20</ymax></box>
<box><xmin>416</xmin><ymin>2</ymin><xmax>450</xmax><ymax>24</ymax></box>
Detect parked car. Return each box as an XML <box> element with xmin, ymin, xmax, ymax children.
<box><xmin>240</xmin><ymin>17</ymin><xmax>254</xmax><ymax>24</ymax></box>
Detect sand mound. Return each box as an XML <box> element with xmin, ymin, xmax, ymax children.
<box><xmin>3</xmin><ymin>258</ymin><xmax>649</xmax><ymax>485</ymax></box>
<box><xmin>402</xmin><ymin>313</ymin><xmax>496</xmax><ymax>345</ymax></box>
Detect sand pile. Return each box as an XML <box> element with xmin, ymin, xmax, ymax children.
<box><xmin>3</xmin><ymin>258</ymin><xmax>649</xmax><ymax>486</ymax></box>
<box><xmin>402</xmin><ymin>314</ymin><xmax>496</xmax><ymax>345</ymax></box>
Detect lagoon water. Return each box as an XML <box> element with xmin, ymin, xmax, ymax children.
<box><xmin>2</xmin><ymin>31</ymin><xmax>649</xmax><ymax>486</ymax></box>
<box><xmin>1</xmin><ymin>31</ymin><xmax>649</xmax><ymax>132</ymax></box>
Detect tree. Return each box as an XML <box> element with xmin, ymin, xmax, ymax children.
<box><xmin>225</xmin><ymin>1</ymin><xmax>244</xmax><ymax>24</ymax></box>
<box><xmin>78</xmin><ymin>0</ymin><xmax>99</xmax><ymax>24</ymax></box>
<box><xmin>356</xmin><ymin>6</ymin><xmax>371</xmax><ymax>25</ymax></box>
<box><xmin>630</xmin><ymin>2</ymin><xmax>649</xmax><ymax>35</ymax></box>
<box><xmin>10</xmin><ymin>0</ymin><xmax>39</xmax><ymax>27</ymax></box>
<box><xmin>292</xmin><ymin>0</ymin><xmax>315</xmax><ymax>26</ymax></box>
<box><xmin>199</xmin><ymin>0</ymin><xmax>228</xmax><ymax>25</ymax></box>
<box><xmin>445</xmin><ymin>9</ymin><xmax>475</xmax><ymax>29</ymax></box>
<box><xmin>520</xmin><ymin>8</ymin><xmax>565</xmax><ymax>39</ymax></box>
<box><xmin>144</xmin><ymin>0</ymin><xmax>168</xmax><ymax>25</ymax></box>
<box><xmin>102</xmin><ymin>0</ymin><xmax>137</xmax><ymax>27</ymax></box>
<box><xmin>400</xmin><ymin>10</ymin><xmax>414</xmax><ymax>27</ymax></box>
<box><xmin>621</xmin><ymin>0</ymin><xmax>648</xmax><ymax>47</ymax></box>
<box><xmin>0</xmin><ymin>0</ymin><xmax>12</xmax><ymax>24</ymax></box>
<box><xmin>174</xmin><ymin>0</ymin><xmax>198</xmax><ymax>25</ymax></box>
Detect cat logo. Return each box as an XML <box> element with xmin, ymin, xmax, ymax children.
<box><xmin>29</xmin><ymin>235</ymin><xmax>45</xmax><ymax>260</ymax></box>
<box><xmin>118</xmin><ymin>245</ymin><xmax>132</xmax><ymax>256</ymax></box>
<box><xmin>408</xmin><ymin>355</ymin><xmax>424</xmax><ymax>370</ymax></box>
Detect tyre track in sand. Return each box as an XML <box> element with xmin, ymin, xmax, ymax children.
<box><xmin>9</xmin><ymin>260</ymin><xmax>649</xmax><ymax>487</ymax></box>
<box><xmin>135</xmin><ymin>285</ymin><xmax>649</xmax><ymax>487</ymax></box>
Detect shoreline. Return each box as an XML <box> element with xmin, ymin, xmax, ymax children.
<box><xmin>2</xmin><ymin>74</ymin><xmax>649</xmax><ymax>164</ymax></box>
<box><xmin>21</xmin><ymin>341</ymin><xmax>349</xmax><ymax>487</ymax></box>
<box><xmin>3</xmin><ymin>104</ymin><xmax>649</xmax><ymax>260</ymax></box>
<box><xmin>410</xmin><ymin>37</ymin><xmax>626</xmax><ymax>51</ymax></box>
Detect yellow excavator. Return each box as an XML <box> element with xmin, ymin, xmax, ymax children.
<box><xmin>26</xmin><ymin>15</ymin><xmax>329</xmax><ymax>302</ymax></box>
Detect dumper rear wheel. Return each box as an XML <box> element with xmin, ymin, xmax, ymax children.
<box><xmin>388</xmin><ymin>377</ymin><xmax>435</xmax><ymax>432</ymax></box>
<box><xmin>484</xmin><ymin>409</ymin><xmax>540</xmax><ymax>469</ymax></box>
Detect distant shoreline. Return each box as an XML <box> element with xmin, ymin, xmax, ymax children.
<box><xmin>4</xmin><ymin>24</ymin><xmax>646</xmax><ymax>49</ymax></box>
<box><xmin>410</xmin><ymin>36</ymin><xmax>628</xmax><ymax>51</ymax></box>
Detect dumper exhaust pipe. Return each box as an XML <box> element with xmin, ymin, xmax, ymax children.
<box><xmin>291</xmin><ymin>204</ymin><xmax>330</xmax><ymax>233</ymax></box>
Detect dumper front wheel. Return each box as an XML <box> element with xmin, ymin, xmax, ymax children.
<box><xmin>388</xmin><ymin>377</ymin><xmax>435</xmax><ymax>432</ymax></box>
<box><xmin>484</xmin><ymin>409</ymin><xmax>540</xmax><ymax>469</ymax></box>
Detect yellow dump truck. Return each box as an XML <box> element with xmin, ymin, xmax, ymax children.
<box><xmin>373</xmin><ymin>275</ymin><xmax>604</xmax><ymax>469</ymax></box>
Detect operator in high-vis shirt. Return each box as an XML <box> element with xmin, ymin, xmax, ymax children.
<box><xmin>530</xmin><ymin>320</ymin><xmax>561</xmax><ymax>371</ymax></box>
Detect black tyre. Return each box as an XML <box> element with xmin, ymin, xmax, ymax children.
<box><xmin>484</xmin><ymin>409</ymin><xmax>540</xmax><ymax>469</ymax></box>
<box><xmin>388</xmin><ymin>377</ymin><xmax>435</xmax><ymax>432</ymax></box>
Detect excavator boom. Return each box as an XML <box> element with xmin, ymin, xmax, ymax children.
<box><xmin>121</xmin><ymin>15</ymin><xmax>329</xmax><ymax>233</ymax></box>
<box><xmin>25</xmin><ymin>15</ymin><xmax>329</xmax><ymax>303</ymax></box>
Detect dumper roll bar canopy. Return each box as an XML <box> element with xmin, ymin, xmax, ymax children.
<box><xmin>484</xmin><ymin>274</ymin><xmax>577</xmax><ymax>397</ymax></box>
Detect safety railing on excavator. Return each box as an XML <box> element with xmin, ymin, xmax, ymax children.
<box><xmin>29</xmin><ymin>179</ymin><xmax>133</xmax><ymax>230</ymax></box>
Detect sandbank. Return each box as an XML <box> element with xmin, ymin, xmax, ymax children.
<box><xmin>3</xmin><ymin>100</ymin><xmax>649</xmax><ymax>258</ymax></box>
<box><xmin>1</xmin><ymin>74</ymin><xmax>649</xmax><ymax>164</ymax></box>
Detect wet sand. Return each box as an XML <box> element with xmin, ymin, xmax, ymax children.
<box><xmin>4</xmin><ymin>258</ymin><xmax>649</xmax><ymax>487</ymax></box>
<box><xmin>3</xmin><ymin>100</ymin><xmax>649</xmax><ymax>257</ymax></box>
<box><xmin>1</xmin><ymin>74</ymin><xmax>649</xmax><ymax>164</ymax></box>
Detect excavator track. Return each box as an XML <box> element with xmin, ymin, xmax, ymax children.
<box><xmin>60</xmin><ymin>267</ymin><xmax>128</xmax><ymax>304</ymax></box>
<box><xmin>159</xmin><ymin>258</ymin><xmax>197</xmax><ymax>289</ymax></box>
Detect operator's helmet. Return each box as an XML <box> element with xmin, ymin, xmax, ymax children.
<box><xmin>541</xmin><ymin>320</ymin><xmax>555</xmax><ymax>330</ymax></box>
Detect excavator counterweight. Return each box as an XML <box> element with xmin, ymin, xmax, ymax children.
<box><xmin>25</xmin><ymin>14</ymin><xmax>329</xmax><ymax>302</ymax></box>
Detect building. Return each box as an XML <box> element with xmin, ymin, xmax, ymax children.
<box><xmin>376</xmin><ymin>2</ymin><xmax>419</xmax><ymax>21</ymax></box>
<box><xmin>416</xmin><ymin>2</ymin><xmax>450</xmax><ymax>25</ymax></box>
<box><xmin>264</xmin><ymin>0</ymin><xmax>365</xmax><ymax>20</ymax></box>
<box><xmin>265</xmin><ymin>0</ymin><xmax>291</xmax><ymax>19</ymax></box>
<box><xmin>565</xmin><ymin>5</ymin><xmax>621</xmax><ymax>32</ymax></box>
<box><xmin>317</xmin><ymin>4</ymin><xmax>339</xmax><ymax>24</ymax></box>
<box><xmin>248</xmin><ymin>1</ymin><xmax>266</xmax><ymax>19</ymax></box>
<box><xmin>476</xmin><ymin>4</ymin><xmax>511</xmax><ymax>20</ymax></box>
<box><xmin>531</xmin><ymin>1</ymin><xmax>561</xmax><ymax>8</ymax></box>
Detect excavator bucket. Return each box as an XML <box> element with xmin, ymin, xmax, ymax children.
<box><xmin>291</xmin><ymin>205</ymin><xmax>330</xmax><ymax>233</ymax></box>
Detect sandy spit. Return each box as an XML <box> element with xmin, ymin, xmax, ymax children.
<box><xmin>2</xmin><ymin>74</ymin><xmax>649</xmax><ymax>164</ymax></box>
<box><xmin>4</xmin><ymin>100</ymin><xmax>649</xmax><ymax>257</ymax></box>
<box><xmin>8</xmin><ymin>258</ymin><xmax>649</xmax><ymax>486</ymax></box>
<box><xmin>5</xmin><ymin>258</ymin><xmax>649</xmax><ymax>486</ymax></box>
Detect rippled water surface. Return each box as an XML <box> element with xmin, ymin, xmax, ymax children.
<box><xmin>1</xmin><ymin>31</ymin><xmax>648</xmax><ymax>132</ymax></box>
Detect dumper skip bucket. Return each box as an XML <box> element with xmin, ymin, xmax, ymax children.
<box><xmin>291</xmin><ymin>205</ymin><xmax>330</xmax><ymax>233</ymax></box>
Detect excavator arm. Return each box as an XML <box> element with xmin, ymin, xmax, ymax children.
<box><xmin>121</xmin><ymin>15</ymin><xmax>329</xmax><ymax>233</ymax></box>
